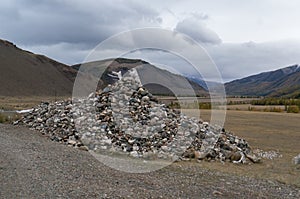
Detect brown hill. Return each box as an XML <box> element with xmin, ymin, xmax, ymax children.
<box><xmin>0</xmin><ymin>39</ymin><xmax>207</xmax><ymax>98</ymax></box>
<box><xmin>0</xmin><ymin>39</ymin><xmax>77</xmax><ymax>97</ymax></box>
<box><xmin>72</xmin><ymin>58</ymin><xmax>208</xmax><ymax>97</ymax></box>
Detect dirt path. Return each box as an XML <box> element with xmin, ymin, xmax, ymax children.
<box><xmin>0</xmin><ymin>124</ymin><xmax>299</xmax><ymax>198</ymax></box>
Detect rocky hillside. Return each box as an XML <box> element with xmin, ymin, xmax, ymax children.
<box><xmin>0</xmin><ymin>39</ymin><xmax>79</xmax><ymax>97</ymax></box>
<box><xmin>225</xmin><ymin>65</ymin><xmax>300</xmax><ymax>98</ymax></box>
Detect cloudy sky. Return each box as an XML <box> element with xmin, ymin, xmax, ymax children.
<box><xmin>1</xmin><ymin>0</ymin><xmax>300</xmax><ymax>82</ymax></box>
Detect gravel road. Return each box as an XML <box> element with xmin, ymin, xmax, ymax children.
<box><xmin>0</xmin><ymin>124</ymin><xmax>299</xmax><ymax>198</ymax></box>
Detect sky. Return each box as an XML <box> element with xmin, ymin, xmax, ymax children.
<box><xmin>1</xmin><ymin>0</ymin><xmax>300</xmax><ymax>82</ymax></box>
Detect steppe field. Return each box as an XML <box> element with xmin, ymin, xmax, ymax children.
<box><xmin>2</xmin><ymin>96</ymin><xmax>300</xmax><ymax>187</ymax></box>
<box><xmin>184</xmin><ymin>109</ymin><xmax>300</xmax><ymax>186</ymax></box>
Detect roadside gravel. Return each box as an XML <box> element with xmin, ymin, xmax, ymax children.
<box><xmin>0</xmin><ymin>124</ymin><xmax>299</xmax><ymax>198</ymax></box>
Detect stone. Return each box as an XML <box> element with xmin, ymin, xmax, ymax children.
<box><xmin>141</xmin><ymin>96</ymin><xmax>150</xmax><ymax>102</ymax></box>
<box><xmin>194</xmin><ymin>151</ymin><xmax>207</xmax><ymax>160</ymax></box>
<box><xmin>293</xmin><ymin>154</ymin><xmax>300</xmax><ymax>165</ymax></box>
<box><xmin>230</xmin><ymin>151</ymin><xmax>242</xmax><ymax>162</ymax></box>
<box><xmin>161</xmin><ymin>145</ymin><xmax>169</xmax><ymax>152</ymax></box>
<box><xmin>130</xmin><ymin>151</ymin><xmax>139</xmax><ymax>158</ymax></box>
<box><xmin>37</xmin><ymin>118</ymin><xmax>43</xmax><ymax>123</ymax></box>
<box><xmin>213</xmin><ymin>190</ymin><xmax>223</xmax><ymax>196</ymax></box>
<box><xmin>246</xmin><ymin>154</ymin><xmax>261</xmax><ymax>163</ymax></box>
<box><xmin>68</xmin><ymin>140</ymin><xmax>77</xmax><ymax>146</ymax></box>
<box><xmin>79</xmin><ymin>146</ymin><xmax>89</xmax><ymax>151</ymax></box>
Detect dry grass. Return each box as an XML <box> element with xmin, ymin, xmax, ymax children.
<box><xmin>182</xmin><ymin>109</ymin><xmax>300</xmax><ymax>187</ymax></box>
<box><xmin>0</xmin><ymin>96</ymin><xmax>70</xmax><ymax>110</ymax></box>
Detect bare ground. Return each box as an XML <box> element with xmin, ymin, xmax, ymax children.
<box><xmin>0</xmin><ymin>123</ymin><xmax>300</xmax><ymax>198</ymax></box>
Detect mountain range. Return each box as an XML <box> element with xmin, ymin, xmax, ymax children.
<box><xmin>0</xmin><ymin>38</ymin><xmax>299</xmax><ymax>98</ymax></box>
<box><xmin>225</xmin><ymin>65</ymin><xmax>300</xmax><ymax>98</ymax></box>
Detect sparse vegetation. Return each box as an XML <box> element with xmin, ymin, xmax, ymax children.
<box><xmin>251</xmin><ymin>98</ymin><xmax>300</xmax><ymax>106</ymax></box>
<box><xmin>250</xmin><ymin>98</ymin><xmax>300</xmax><ymax>113</ymax></box>
<box><xmin>168</xmin><ymin>102</ymin><xmax>212</xmax><ymax>109</ymax></box>
<box><xmin>0</xmin><ymin>113</ymin><xmax>21</xmax><ymax>123</ymax></box>
<box><xmin>167</xmin><ymin>97</ymin><xmax>300</xmax><ymax>113</ymax></box>
<box><xmin>0</xmin><ymin>113</ymin><xmax>9</xmax><ymax>123</ymax></box>
<box><xmin>287</xmin><ymin>105</ymin><xmax>300</xmax><ymax>113</ymax></box>
<box><xmin>247</xmin><ymin>106</ymin><xmax>284</xmax><ymax>113</ymax></box>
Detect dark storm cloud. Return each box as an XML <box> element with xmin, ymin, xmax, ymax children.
<box><xmin>0</xmin><ymin>0</ymin><xmax>161</xmax><ymax>46</ymax></box>
<box><xmin>1</xmin><ymin>0</ymin><xmax>300</xmax><ymax>81</ymax></box>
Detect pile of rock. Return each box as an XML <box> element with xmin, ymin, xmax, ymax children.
<box><xmin>16</xmin><ymin>69</ymin><xmax>260</xmax><ymax>163</ymax></box>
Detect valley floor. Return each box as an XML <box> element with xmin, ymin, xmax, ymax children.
<box><xmin>184</xmin><ymin>109</ymin><xmax>300</xmax><ymax>187</ymax></box>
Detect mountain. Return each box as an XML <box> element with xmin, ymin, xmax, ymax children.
<box><xmin>0</xmin><ymin>38</ymin><xmax>206</xmax><ymax>98</ymax></box>
<box><xmin>72</xmin><ymin>58</ymin><xmax>208</xmax><ymax>97</ymax></box>
<box><xmin>225</xmin><ymin>65</ymin><xmax>300</xmax><ymax>98</ymax></box>
<box><xmin>0</xmin><ymin>39</ymin><xmax>79</xmax><ymax>97</ymax></box>
<box><xmin>184</xmin><ymin>74</ymin><xmax>224</xmax><ymax>92</ymax></box>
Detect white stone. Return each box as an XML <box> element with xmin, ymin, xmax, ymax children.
<box><xmin>130</xmin><ymin>151</ymin><xmax>139</xmax><ymax>158</ymax></box>
<box><xmin>293</xmin><ymin>154</ymin><xmax>300</xmax><ymax>164</ymax></box>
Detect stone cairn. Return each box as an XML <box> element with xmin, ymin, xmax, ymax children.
<box><xmin>16</xmin><ymin>69</ymin><xmax>260</xmax><ymax>163</ymax></box>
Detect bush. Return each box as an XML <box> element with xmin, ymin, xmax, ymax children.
<box><xmin>0</xmin><ymin>113</ymin><xmax>21</xmax><ymax>123</ymax></box>
<box><xmin>0</xmin><ymin>114</ymin><xmax>9</xmax><ymax>123</ymax></box>
<box><xmin>287</xmin><ymin>106</ymin><xmax>300</xmax><ymax>113</ymax></box>
<box><xmin>251</xmin><ymin>98</ymin><xmax>300</xmax><ymax>106</ymax></box>
<box><xmin>199</xmin><ymin>103</ymin><xmax>211</xmax><ymax>109</ymax></box>
<box><xmin>264</xmin><ymin>107</ymin><xmax>283</xmax><ymax>113</ymax></box>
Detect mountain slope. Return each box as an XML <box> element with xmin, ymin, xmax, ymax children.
<box><xmin>0</xmin><ymin>39</ymin><xmax>78</xmax><ymax>97</ymax></box>
<box><xmin>72</xmin><ymin>58</ymin><xmax>208</xmax><ymax>97</ymax></box>
<box><xmin>225</xmin><ymin>65</ymin><xmax>300</xmax><ymax>98</ymax></box>
<box><xmin>0</xmin><ymin>38</ymin><xmax>206</xmax><ymax>98</ymax></box>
